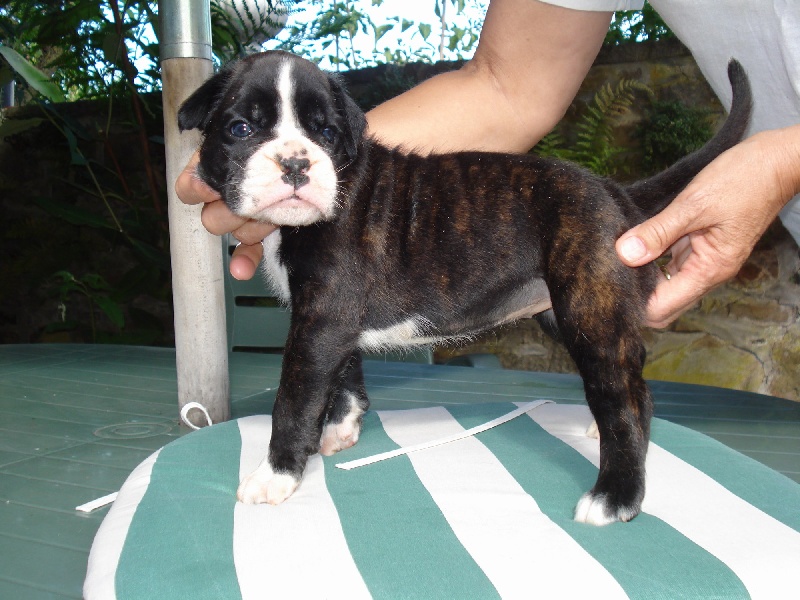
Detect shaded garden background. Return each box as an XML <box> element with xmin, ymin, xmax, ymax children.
<box><xmin>1</xmin><ymin>1</ymin><xmax>798</xmax><ymax>399</ymax></box>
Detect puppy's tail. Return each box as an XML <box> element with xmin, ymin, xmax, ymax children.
<box><xmin>626</xmin><ymin>59</ymin><xmax>752</xmax><ymax>216</ymax></box>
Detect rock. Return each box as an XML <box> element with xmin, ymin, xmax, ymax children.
<box><xmin>644</xmin><ymin>334</ymin><xmax>765</xmax><ymax>392</ymax></box>
<box><xmin>769</xmin><ymin>328</ymin><xmax>800</xmax><ymax>400</ymax></box>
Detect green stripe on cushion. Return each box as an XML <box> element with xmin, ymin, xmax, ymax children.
<box><xmin>116</xmin><ymin>422</ymin><xmax>243</xmax><ymax>600</ymax></box>
<box><xmin>650</xmin><ymin>418</ymin><xmax>800</xmax><ymax>531</ymax></box>
<box><xmin>323</xmin><ymin>411</ymin><xmax>500</xmax><ymax>599</ymax></box>
<box><xmin>448</xmin><ymin>403</ymin><xmax>749</xmax><ymax>600</ymax></box>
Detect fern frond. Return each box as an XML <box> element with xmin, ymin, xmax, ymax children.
<box><xmin>573</xmin><ymin>79</ymin><xmax>653</xmax><ymax>175</ymax></box>
<box><xmin>533</xmin><ymin>131</ymin><xmax>571</xmax><ymax>160</ymax></box>
<box><xmin>531</xmin><ymin>79</ymin><xmax>653</xmax><ymax>176</ymax></box>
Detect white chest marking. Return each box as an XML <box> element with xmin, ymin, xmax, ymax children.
<box><xmin>260</xmin><ymin>231</ymin><xmax>290</xmax><ymax>303</ymax></box>
<box><xmin>358</xmin><ymin>316</ymin><xmax>474</xmax><ymax>352</ymax></box>
<box><xmin>358</xmin><ymin>318</ymin><xmax>429</xmax><ymax>352</ymax></box>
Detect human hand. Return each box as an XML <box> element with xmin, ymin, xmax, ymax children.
<box><xmin>616</xmin><ymin>127</ymin><xmax>800</xmax><ymax>328</ymax></box>
<box><xmin>176</xmin><ymin>151</ymin><xmax>276</xmax><ymax>280</ymax></box>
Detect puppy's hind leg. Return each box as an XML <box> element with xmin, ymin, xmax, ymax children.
<box><xmin>320</xmin><ymin>351</ymin><xmax>369</xmax><ymax>456</ymax></box>
<box><xmin>548</xmin><ymin>254</ymin><xmax>655</xmax><ymax>525</ymax></box>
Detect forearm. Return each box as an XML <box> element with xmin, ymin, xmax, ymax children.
<box><xmin>366</xmin><ymin>0</ymin><xmax>611</xmax><ymax>154</ymax></box>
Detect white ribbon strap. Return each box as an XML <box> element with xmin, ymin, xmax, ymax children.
<box><xmin>336</xmin><ymin>399</ymin><xmax>553</xmax><ymax>470</ymax></box>
<box><xmin>76</xmin><ymin>492</ymin><xmax>119</xmax><ymax>513</ymax></box>
<box><xmin>180</xmin><ymin>402</ymin><xmax>214</xmax><ymax>430</ymax></box>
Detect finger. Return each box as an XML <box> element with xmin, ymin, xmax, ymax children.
<box><xmin>665</xmin><ymin>235</ymin><xmax>694</xmax><ymax>274</ymax></box>
<box><xmin>200</xmin><ymin>201</ymin><xmax>249</xmax><ymax>235</ymax></box>
<box><xmin>230</xmin><ymin>242</ymin><xmax>264</xmax><ymax>280</ymax></box>
<box><xmin>175</xmin><ymin>151</ymin><xmax>222</xmax><ymax>205</ymax></box>
<box><xmin>616</xmin><ymin>192</ymin><xmax>705</xmax><ymax>267</ymax></box>
<box><xmin>231</xmin><ymin>220</ymin><xmax>278</xmax><ymax>246</ymax></box>
<box><xmin>644</xmin><ymin>269</ymin><xmax>707</xmax><ymax>329</ymax></box>
<box><xmin>645</xmin><ymin>234</ymin><xmax>718</xmax><ymax>327</ymax></box>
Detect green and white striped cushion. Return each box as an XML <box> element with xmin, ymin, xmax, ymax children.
<box><xmin>84</xmin><ymin>403</ymin><xmax>800</xmax><ymax>599</ymax></box>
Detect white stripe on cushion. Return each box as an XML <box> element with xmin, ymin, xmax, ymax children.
<box><xmin>378</xmin><ymin>406</ymin><xmax>628</xmax><ymax>599</ymax></box>
<box><xmin>233</xmin><ymin>416</ymin><xmax>370</xmax><ymax>600</ymax></box>
<box><xmin>527</xmin><ymin>403</ymin><xmax>800</xmax><ymax>600</ymax></box>
<box><xmin>83</xmin><ymin>449</ymin><xmax>162</xmax><ymax>600</ymax></box>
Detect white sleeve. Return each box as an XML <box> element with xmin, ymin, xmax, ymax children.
<box><xmin>536</xmin><ymin>0</ymin><xmax>645</xmax><ymax>10</ymax></box>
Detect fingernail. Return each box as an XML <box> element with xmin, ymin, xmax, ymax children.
<box><xmin>619</xmin><ymin>236</ymin><xmax>647</xmax><ymax>262</ymax></box>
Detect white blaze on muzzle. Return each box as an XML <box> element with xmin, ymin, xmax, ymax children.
<box><xmin>238</xmin><ymin>60</ymin><xmax>339</xmax><ymax>226</ymax></box>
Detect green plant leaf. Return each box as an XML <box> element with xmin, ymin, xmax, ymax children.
<box><xmin>101</xmin><ymin>31</ymin><xmax>126</xmax><ymax>70</ymax></box>
<box><xmin>62</xmin><ymin>126</ymin><xmax>88</xmax><ymax>166</ymax></box>
<box><xmin>0</xmin><ymin>117</ymin><xmax>44</xmax><ymax>140</ymax></box>
<box><xmin>0</xmin><ymin>45</ymin><xmax>66</xmax><ymax>102</ymax></box>
<box><xmin>373</xmin><ymin>24</ymin><xmax>393</xmax><ymax>43</ymax></box>
<box><xmin>94</xmin><ymin>295</ymin><xmax>125</xmax><ymax>329</ymax></box>
<box><xmin>33</xmin><ymin>196</ymin><xmax>117</xmax><ymax>230</ymax></box>
<box><xmin>418</xmin><ymin>23</ymin><xmax>432</xmax><ymax>41</ymax></box>
<box><xmin>82</xmin><ymin>273</ymin><xmax>111</xmax><ymax>292</ymax></box>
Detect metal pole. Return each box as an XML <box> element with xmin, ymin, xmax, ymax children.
<box><xmin>160</xmin><ymin>0</ymin><xmax>231</xmax><ymax>425</ymax></box>
<box><xmin>1</xmin><ymin>80</ymin><xmax>14</xmax><ymax>107</ymax></box>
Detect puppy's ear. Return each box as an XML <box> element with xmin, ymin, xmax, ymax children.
<box><xmin>327</xmin><ymin>74</ymin><xmax>367</xmax><ymax>161</ymax></box>
<box><xmin>178</xmin><ymin>69</ymin><xmax>233</xmax><ymax>133</ymax></box>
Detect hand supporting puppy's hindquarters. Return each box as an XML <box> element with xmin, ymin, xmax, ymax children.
<box><xmin>176</xmin><ymin>150</ymin><xmax>274</xmax><ymax>280</ymax></box>
<box><xmin>616</xmin><ymin>127</ymin><xmax>800</xmax><ymax>328</ymax></box>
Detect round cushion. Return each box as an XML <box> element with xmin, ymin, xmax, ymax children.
<box><xmin>84</xmin><ymin>402</ymin><xmax>800</xmax><ymax>599</ymax></box>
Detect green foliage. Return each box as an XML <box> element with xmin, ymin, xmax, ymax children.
<box><xmin>1</xmin><ymin>95</ymin><xmax>172</xmax><ymax>344</ymax></box>
<box><xmin>0</xmin><ymin>0</ymin><xmax>159</xmax><ymax>102</ymax></box>
<box><xmin>638</xmin><ymin>99</ymin><xmax>713</xmax><ymax>174</ymax></box>
<box><xmin>277</xmin><ymin>0</ymin><xmax>484</xmax><ymax>69</ymax></box>
<box><xmin>0</xmin><ymin>0</ymin><xmax>673</xmax><ymax>100</ymax></box>
<box><xmin>0</xmin><ymin>45</ymin><xmax>66</xmax><ymax>102</ymax></box>
<box><xmin>1</xmin><ymin>2</ymin><xmax>176</xmax><ymax>344</ymax></box>
<box><xmin>535</xmin><ymin>79</ymin><xmax>654</xmax><ymax>177</ymax></box>
<box><xmin>50</xmin><ymin>271</ymin><xmax>124</xmax><ymax>342</ymax></box>
<box><xmin>606</xmin><ymin>1</ymin><xmax>673</xmax><ymax>45</ymax></box>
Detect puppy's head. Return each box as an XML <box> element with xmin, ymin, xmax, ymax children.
<box><xmin>178</xmin><ymin>51</ymin><xmax>367</xmax><ymax>226</ymax></box>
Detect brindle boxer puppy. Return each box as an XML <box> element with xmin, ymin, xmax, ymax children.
<box><xmin>178</xmin><ymin>51</ymin><xmax>751</xmax><ymax>525</ymax></box>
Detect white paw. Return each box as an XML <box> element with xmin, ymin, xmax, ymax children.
<box><xmin>585</xmin><ymin>420</ymin><xmax>600</xmax><ymax>439</ymax></box>
<box><xmin>574</xmin><ymin>492</ymin><xmax>638</xmax><ymax>526</ymax></box>
<box><xmin>237</xmin><ymin>465</ymin><xmax>299</xmax><ymax>505</ymax></box>
<box><xmin>319</xmin><ymin>396</ymin><xmax>364</xmax><ymax>456</ymax></box>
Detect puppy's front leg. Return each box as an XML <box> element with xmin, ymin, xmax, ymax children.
<box><xmin>237</xmin><ymin>318</ymin><xmax>359</xmax><ymax>505</ymax></box>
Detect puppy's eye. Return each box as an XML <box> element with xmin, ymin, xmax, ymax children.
<box><xmin>320</xmin><ymin>127</ymin><xmax>336</xmax><ymax>144</ymax></box>
<box><xmin>230</xmin><ymin>121</ymin><xmax>255</xmax><ymax>138</ymax></box>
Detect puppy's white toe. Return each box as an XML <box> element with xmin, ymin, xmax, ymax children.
<box><xmin>319</xmin><ymin>419</ymin><xmax>361</xmax><ymax>456</ymax></box>
<box><xmin>574</xmin><ymin>492</ymin><xmax>638</xmax><ymax>526</ymax></box>
<box><xmin>585</xmin><ymin>420</ymin><xmax>600</xmax><ymax>439</ymax></box>
<box><xmin>319</xmin><ymin>397</ymin><xmax>364</xmax><ymax>456</ymax></box>
<box><xmin>237</xmin><ymin>467</ymin><xmax>299</xmax><ymax>505</ymax></box>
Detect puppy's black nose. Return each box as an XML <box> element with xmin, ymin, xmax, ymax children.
<box><xmin>279</xmin><ymin>156</ymin><xmax>311</xmax><ymax>188</ymax></box>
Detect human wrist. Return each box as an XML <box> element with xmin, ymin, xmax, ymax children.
<box><xmin>756</xmin><ymin>125</ymin><xmax>800</xmax><ymax>204</ymax></box>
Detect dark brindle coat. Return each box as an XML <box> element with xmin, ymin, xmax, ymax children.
<box><xmin>178</xmin><ymin>51</ymin><xmax>751</xmax><ymax>525</ymax></box>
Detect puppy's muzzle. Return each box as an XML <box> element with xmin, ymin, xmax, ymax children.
<box><xmin>280</xmin><ymin>156</ymin><xmax>311</xmax><ymax>188</ymax></box>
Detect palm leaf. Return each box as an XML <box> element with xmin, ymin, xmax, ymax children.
<box><xmin>0</xmin><ymin>44</ymin><xmax>66</xmax><ymax>102</ymax></box>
